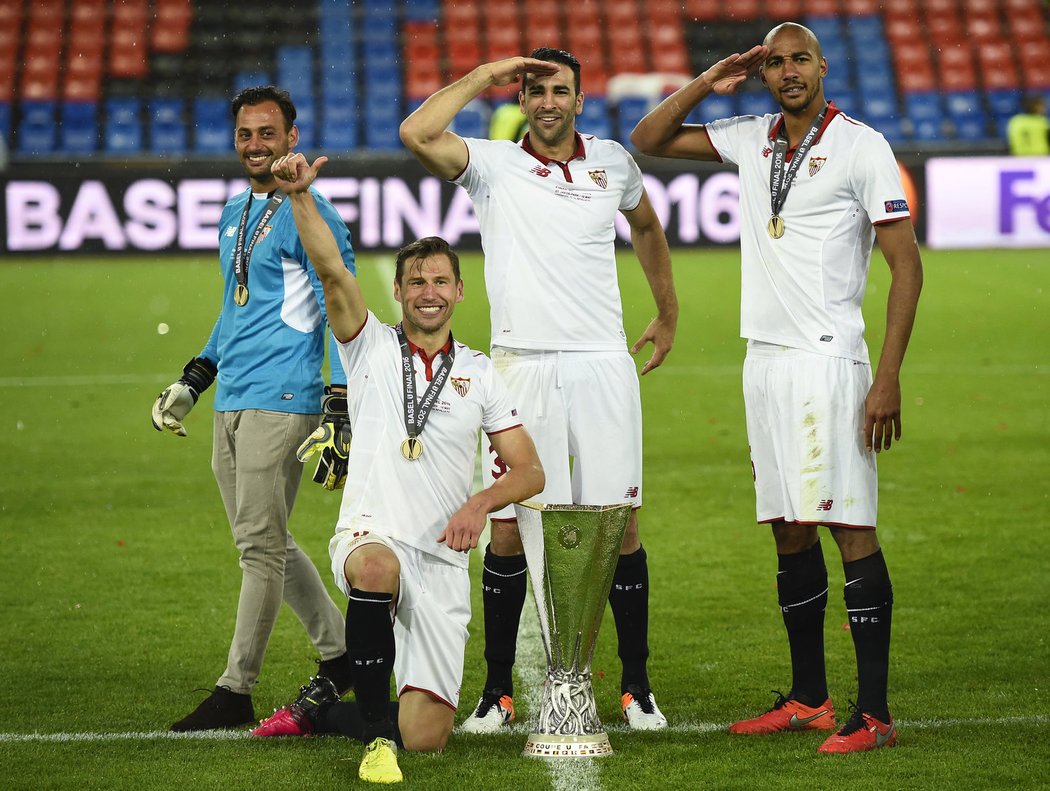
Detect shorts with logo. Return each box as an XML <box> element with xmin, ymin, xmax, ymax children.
<box><xmin>743</xmin><ymin>341</ymin><xmax>878</xmax><ymax>528</ymax></box>
<box><xmin>330</xmin><ymin>530</ymin><xmax>471</xmax><ymax>709</ymax></box>
<box><xmin>487</xmin><ymin>347</ymin><xmax>642</xmax><ymax>520</ymax></box>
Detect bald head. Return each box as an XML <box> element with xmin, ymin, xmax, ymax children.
<box><xmin>763</xmin><ymin>23</ymin><xmax>822</xmax><ymax>60</ymax></box>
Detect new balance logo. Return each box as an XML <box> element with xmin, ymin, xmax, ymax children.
<box><xmin>762</xmin><ymin>146</ymin><xmax>773</xmax><ymax>158</ymax></box>
<box><xmin>816</xmin><ymin>499</ymin><xmax>834</xmax><ymax>511</ymax></box>
<box><xmin>625</xmin><ymin>486</ymin><xmax>639</xmax><ymax>498</ymax></box>
<box><xmin>530</xmin><ymin>165</ymin><xmax>552</xmax><ymax>178</ymax></box>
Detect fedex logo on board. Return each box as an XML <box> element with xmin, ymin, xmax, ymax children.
<box><xmin>1000</xmin><ymin>170</ymin><xmax>1050</xmax><ymax>233</ymax></box>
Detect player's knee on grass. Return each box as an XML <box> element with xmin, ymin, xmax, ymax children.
<box><xmin>398</xmin><ymin>691</ymin><xmax>454</xmax><ymax>752</ymax></box>
<box><xmin>489</xmin><ymin>520</ymin><xmax>525</xmax><ymax>555</ymax></box>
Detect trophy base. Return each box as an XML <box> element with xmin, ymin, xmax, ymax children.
<box><xmin>523</xmin><ymin>732</ymin><xmax>613</xmax><ymax>758</ymax></box>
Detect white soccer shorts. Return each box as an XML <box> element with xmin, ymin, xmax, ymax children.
<box><xmin>486</xmin><ymin>347</ymin><xmax>643</xmax><ymax>520</ymax></box>
<box><xmin>330</xmin><ymin>530</ymin><xmax>471</xmax><ymax>709</ymax></box>
<box><xmin>743</xmin><ymin>341</ymin><xmax>878</xmax><ymax>528</ymax></box>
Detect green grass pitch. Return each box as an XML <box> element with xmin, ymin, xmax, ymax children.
<box><xmin>1</xmin><ymin>246</ymin><xmax>1048</xmax><ymax>790</ymax></box>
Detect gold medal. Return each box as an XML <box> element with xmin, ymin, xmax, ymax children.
<box><xmin>767</xmin><ymin>215</ymin><xmax>785</xmax><ymax>239</ymax></box>
<box><xmin>400</xmin><ymin>436</ymin><xmax>424</xmax><ymax>461</ymax></box>
<box><xmin>234</xmin><ymin>284</ymin><xmax>250</xmax><ymax>306</ymax></box>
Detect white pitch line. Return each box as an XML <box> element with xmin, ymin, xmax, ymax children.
<box><xmin>1</xmin><ymin>714</ymin><xmax>1046</xmax><ymax>744</ymax></box>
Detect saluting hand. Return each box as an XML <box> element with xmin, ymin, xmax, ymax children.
<box><xmin>702</xmin><ymin>44</ymin><xmax>770</xmax><ymax>95</ymax></box>
<box><xmin>484</xmin><ymin>56</ymin><xmax>561</xmax><ymax>88</ymax></box>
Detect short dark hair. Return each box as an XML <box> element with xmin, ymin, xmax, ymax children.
<box><xmin>523</xmin><ymin>47</ymin><xmax>581</xmax><ymax>94</ymax></box>
<box><xmin>231</xmin><ymin>85</ymin><xmax>297</xmax><ymax>131</ymax></box>
<box><xmin>395</xmin><ymin>236</ymin><xmax>461</xmax><ymax>283</ymax></box>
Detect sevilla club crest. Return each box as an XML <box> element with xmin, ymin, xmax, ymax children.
<box><xmin>808</xmin><ymin>156</ymin><xmax>827</xmax><ymax>177</ymax></box>
<box><xmin>450</xmin><ymin>377</ymin><xmax>471</xmax><ymax>397</ymax></box>
<box><xmin>588</xmin><ymin>169</ymin><xmax>608</xmax><ymax>189</ymax></box>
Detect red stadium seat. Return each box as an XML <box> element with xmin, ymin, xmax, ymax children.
<box><xmin>884</xmin><ymin>16</ymin><xmax>923</xmax><ymax>41</ymax></box>
<box><xmin>683</xmin><ymin>0</ymin><xmax>722</xmax><ymax>21</ymax></box>
<box><xmin>843</xmin><ymin>0</ymin><xmax>880</xmax><ymax>13</ymax></box>
<box><xmin>803</xmin><ymin>0</ymin><xmax>842</xmax><ymax>16</ymax></box>
<box><xmin>765</xmin><ymin>0</ymin><xmax>804</xmax><ymax>20</ymax></box>
<box><xmin>725</xmin><ymin>0</ymin><xmax>760</xmax><ymax>21</ymax></box>
<box><xmin>937</xmin><ymin>45</ymin><xmax>978</xmax><ymax>91</ymax></box>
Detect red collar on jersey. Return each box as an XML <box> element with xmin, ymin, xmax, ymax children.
<box><xmin>521</xmin><ymin>131</ymin><xmax>587</xmax><ymax>165</ymax></box>
<box><xmin>407</xmin><ymin>335</ymin><xmax>454</xmax><ymax>381</ymax></box>
<box><xmin>768</xmin><ymin>100</ymin><xmax>841</xmax><ymax>154</ymax></box>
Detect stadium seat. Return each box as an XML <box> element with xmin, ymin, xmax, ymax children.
<box><xmin>234</xmin><ymin>72</ymin><xmax>272</xmax><ymax>92</ymax></box>
<box><xmin>149</xmin><ymin>97</ymin><xmax>187</xmax><ymax>154</ymax></box>
<box><xmin>452</xmin><ymin>99</ymin><xmax>490</xmax><ymax>138</ymax></box>
<box><xmin>615</xmin><ymin>96</ymin><xmax>650</xmax><ymax>146</ymax></box>
<box><xmin>59</xmin><ymin>102</ymin><xmax>99</xmax><ymax>154</ymax></box>
<box><xmin>16</xmin><ymin>100</ymin><xmax>57</xmax><ymax>155</ymax></box>
<box><xmin>579</xmin><ymin>95</ymin><xmax>612</xmax><ymax>139</ymax></box>
<box><xmin>738</xmin><ymin>90</ymin><xmax>777</xmax><ymax>116</ymax></box>
<box><xmin>693</xmin><ymin>93</ymin><xmax>736</xmax><ymax>124</ymax></box>
<box><xmin>193</xmin><ymin>97</ymin><xmax>230</xmax><ymax>154</ymax></box>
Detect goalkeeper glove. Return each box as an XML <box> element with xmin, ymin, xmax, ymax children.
<box><xmin>151</xmin><ymin>356</ymin><xmax>217</xmax><ymax>437</ymax></box>
<box><xmin>297</xmin><ymin>386</ymin><xmax>352</xmax><ymax>490</ymax></box>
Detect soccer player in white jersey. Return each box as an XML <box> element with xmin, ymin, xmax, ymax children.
<box><xmin>400</xmin><ymin>48</ymin><xmax>678</xmax><ymax>732</ymax></box>
<box><xmin>251</xmin><ymin>153</ymin><xmax>544</xmax><ymax>784</ymax></box>
<box><xmin>632</xmin><ymin>23</ymin><xmax>922</xmax><ymax>754</ymax></box>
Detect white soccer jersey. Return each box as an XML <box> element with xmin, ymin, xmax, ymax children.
<box><xmin>455</xmin><ymin>133</ymin><xmax>645</xmax><ymax>351</ymax></box>
<box><xmin>333</xmin><ymin>312</ymin><xmax>522</xmax><ymax>568</ymax></box>
<box><xmin>705</xmin><ymin>105</ymin><xmax>911</xmax><ymax>363</ymax></box>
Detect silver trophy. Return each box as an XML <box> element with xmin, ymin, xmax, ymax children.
<box><xmin>515</xmin><ymin>501</ymin><xmax>632</xmax><ymax>758</ymax></box>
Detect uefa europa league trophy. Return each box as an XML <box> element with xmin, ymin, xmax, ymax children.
<box><xmin>514</xmin><ymin>501</ymin><xmax>632</xmax><ymax>758</ymax></box>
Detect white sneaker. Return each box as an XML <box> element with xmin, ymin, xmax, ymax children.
<box><xmin>459</xmin><ymin>690</ymin><xmax>515</xmax><ymax>733</ymax></box>
<box><xmin>621</xmin><ymin>685</ymin><xmax>668</xmax><ymax>731</ymax></box>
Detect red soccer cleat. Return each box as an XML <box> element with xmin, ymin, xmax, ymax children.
<box><xmin>728</xmin><ymin>691</ymin><xmax>836</xmax><ymax>735</ymax></box>
<box><xmin>818</xmin><ymin>707</ymin><xmax>897</xmax><ymax>753</ymax></box>
<box><xmin>250</xmin><ymin>675</ymin><xmax>338</xmax><ymax>737</ymax></box>
<box><xmin>251</xmin><ymin>704</ymin><xmax>315</xmax><ymax>737</ymax></box>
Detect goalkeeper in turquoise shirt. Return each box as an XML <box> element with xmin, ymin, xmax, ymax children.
<box><xmin>152</xmin><ymin>85</ymin><xmax>356</xmax><ymax>731</ymax></box>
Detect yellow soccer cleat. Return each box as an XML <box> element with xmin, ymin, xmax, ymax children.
<box><xmin>359</xmin><ymin>737</ymin><xmax>403</xmax><ymax>784</ymax></box>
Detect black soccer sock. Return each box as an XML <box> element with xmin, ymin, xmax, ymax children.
<box><xmin>481</xmin><ymin>545</ymin><xmax>528</xmax><ymax>696</ymax></box>
<box><xmin>843</xmin><ymin>549</ymin><xmax>894</xmax><ymax>722</ymax></box>
<box><xmin>608</xmin><ymin>546</ymin><xmax>651</xmax><ymax>693</ymax></box>
<box><xmin>316</xmin><ymin>700</ymin><xmax>403</xmax><ymax>748</ymax></box>
<box><xmin>346</xmin><ymin>588</ymin><xmax>397</xmax><ymax>742</ymax></box>
<box><xmin>777</xmin><ymin>540</ymin><xmax>830</xmax><ymax>708</ymax></box>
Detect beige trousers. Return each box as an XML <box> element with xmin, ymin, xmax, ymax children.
<box><xmin>211</xmin><ymin>409</ymin><xmax>345</xmax><ymax>694</ymax></box>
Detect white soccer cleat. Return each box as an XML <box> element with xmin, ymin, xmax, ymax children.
<box><xmin>459</xmin><ymin>689</ymin><xmax>515</xmax><ymax>734</ymax></box>
<box><xmin>621</xmin><ymin>685</ymin><xmax>668</xmax><ymax>731</ymax></box>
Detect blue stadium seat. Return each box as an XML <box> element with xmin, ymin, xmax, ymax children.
<box><xmin>402</xmin><ymin>0</ymin><xmax>440</xmax><ymax>21</ymax></box>
<box><xmin>904</xmin><ymin>92</ymin><xmax>944</xmax><ymax>122</ymax></box>
<box><xmin>830</xmin><ymin>89</ymin><xmax>859</xmax><ymax>116</ymax></box>
<box><xmin>847</xmin><ymin>15</ymin><xmax>885</xmax><ymax>45</ymax></box>
<box><xmin>453</xmin><ymin>100</ymin><xmax>490</xmax><ymax>139</ymax></box>
<box><xmin>806</xmin><ymin>18</ymin><xmax>842</xmax><ymax>41</ymax></box>
<box><xmin>874</xmin><ymin>117</ymin><xmax>905</xmax><ymax>143</ymax></box>
<box><xmin>234</xmin><ymin>72</ymin><xmax>272</xmax><ymax>92</ymax></box>
<box><xmin>294</xmin><ymin>96</ymin><xmax>317</xmax><ymax>149</ymax></box>
<box><xmin>194</xmin><ymin>97</ymin><xmax>229</xmax><ymax>154</ymax></box>
<box><xmin>59</xmin><ymin>102</ymin><xmax>98</xmax><ymax>154</ymax></box>
<box><xmin>579</xmin><ymin>96</ymin><xmax>612</xmax><ymax>139</ymax></box>
<box><xmin>944</xmin><ymin>91</ymin><xmax>982</xmax><ymax>118</ymax></box>
<box><xmin>17</xmin><ymin>101</ymin><xmax>57</xmax><ymax>155</ymax></box>
<box><xmin>859</xmin><ymin>86</ymin><xmax>898</xmax><ymax>121</ymax></box>
<box><xmin>738</xmin><ymin>91</ymin><xmax>776</xmax><ymax>116</ymax></box>
<box><xmin>0</xmin><ymin>102</ymin><xmax>10</xmax><ymax>141</ymax></box>
<box><xmin>322</xmin><ymin>124</ymin><xmax>359</xmax><ymax>151</ymax></box>
<box><xmin>952</xmin><ymin>114</ymin><xmax>990</xmax><ymax>140</ymax></box>
<box><xmin>104</xmin><ymin>97</ymin><xmax>143</xmax><ymax>154</ymax></box>
<box><xmin>149</xmin><ymin>97</ymin><xmax>187</xmax><ymax>154</ymax></box>
<box><xmin>615</xmin><ymin>97</ymin><xmax>650</xmax><ymax>146</ymax></box>
<box><xmin>986</xmin><ymin>89</ymin><xmax>1022</xmax><ymax>122</ymax></box>
<box><xmin>694</xmin><ymin>93</ymin><xmax>735</xmax><ymax>123</ymax></box>
<box><xmin>277</xmin><ymin>46</ymin><xmax>314</xmax><ymax>98</ymax></box>
<box><xmin>823</xmin><ymin>68</ymin><xmax>853</xmax><ymax>97</ymax></box>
